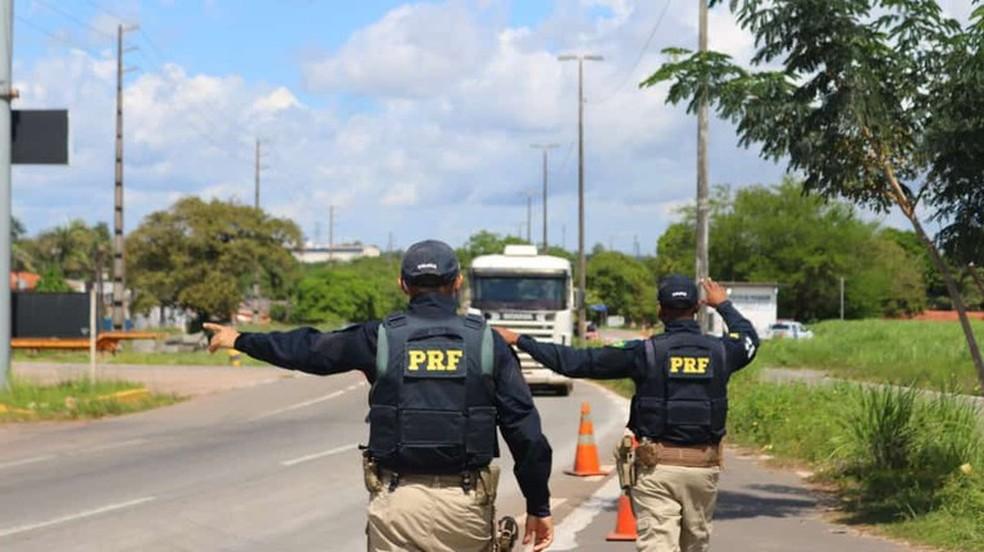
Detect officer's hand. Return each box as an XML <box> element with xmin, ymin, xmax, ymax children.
<box><xmin>494</xmin><ymin>326</ymin><xmax>520</xmax><ymax>346</ymax></box>
<box><xmin>701</xmin><ymin>278</ymin><xmax>729</xmax><ymax>308</ymax></box>
<box><xmin>203</xmin><ymin>323</ymin><xmax>240</xmax><ymax>353</ymax></box>
<box><xmin>524</xmin><ymin>515</ymin><xmax>553</xmax><ymax>551</ymax></box>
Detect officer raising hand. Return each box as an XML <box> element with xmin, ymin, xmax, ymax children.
<box><xmin>206</xmin><ymin>240</ymin><xmax>554</xmax><ymax>552</ymax></box>
<box><xmin>496</xmin><ymin>275</ymin><xmax>759</xmax><ymax>552</ymax></box>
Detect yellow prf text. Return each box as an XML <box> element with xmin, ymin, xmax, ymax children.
<box><xmin>669</xmin><ymin>356</ymin><xmax>710</xmax><ymax>374</ymax></box>
<box><xmin>408</xmin><ymin>349</ymin><xmax>464</xmax><ymax>372</ymax></box>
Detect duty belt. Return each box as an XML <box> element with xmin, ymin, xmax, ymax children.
<box><xmin>636</xmin><ymin>439</ymin><xmax>722</xmax><ymax>469</ymax></box>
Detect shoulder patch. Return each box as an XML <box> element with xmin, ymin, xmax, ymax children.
<box><xmin>608</xmin><ymin>339</ymin><xmax>641</xmax><ymax>350</ymax></box>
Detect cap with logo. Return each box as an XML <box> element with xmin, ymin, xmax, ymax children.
<box><xmin>401</xmin><ymin>239</ymin><xmax>461</xmax><ymax>286</ymax></box>
<box><xmin>658</xmin><ymin>274</ymin><xmax>699</xmax><ymax>309</ymax></box>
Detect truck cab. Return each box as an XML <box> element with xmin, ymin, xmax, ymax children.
<box><xmin>468</xmin><ymin>245</ymin><xmax>574</xmax><ymax>395</ymax></box>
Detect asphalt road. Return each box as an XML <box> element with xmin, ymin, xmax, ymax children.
<box><xmin>1</xmin><ymin>363</ymin><xmax>919</xmax><ymax>551</ymax></box>
<box><xmin>0</xmin><ymin>370</ymin><xmax>626</xmax><ymax>551</ymax></box>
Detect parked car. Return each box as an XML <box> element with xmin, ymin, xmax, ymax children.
<box><xmin>766</xmin><ymin>320</ymin><xmax>814</xmax><ymax>340</ymax></box>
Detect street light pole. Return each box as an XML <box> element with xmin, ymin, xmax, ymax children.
<box><xmin>695</xmin><ymin>0</ymin><xmax>711</xmax><ymax>332</ymax></box>
<box><xmin>530</xmin><ymin>143</ymin><xmax>559</xmax><ymax>252</ymax></box>
<box><xmin>559</xmin><ymin>53</ymin><xmax>602</xmax><ymax>342</ymax></box>
<box><xmin>0</xmin><ymin>0</ymin><xmax>11</xmax><ymax>390</ymax></box>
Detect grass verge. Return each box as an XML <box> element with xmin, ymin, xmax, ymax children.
<box><xmin>598</xmin><ymin>367</ymin><xmax>984</xmax><ymax>551</ymax></box>
<box><xmin>755</xmin><ymin>319</ymin><xmax>984</xmax><ymax>394</ymax></box>
<box><xmin>0</xmin><ymin>377</ymin><xmax>182</xmax><ymax>422</ymax></box>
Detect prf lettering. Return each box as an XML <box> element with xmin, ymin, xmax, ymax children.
<box><xmin>407</xmin><ymin>349</ymin><xmax>464</xmax><ymax>372</ymax></box>
<box><xmin>669</xmin><ymin>356</ymin><xmax>709</xmax><ymax>374</ymax></box>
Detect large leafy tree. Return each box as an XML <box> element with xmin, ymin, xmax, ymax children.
<box><xmin>587</xmin><ymin>251</ymin><xmax>659</xmax><ymax>325</ymax></box>
<box><xmin>126</xmin><ymin>197</ymin><xmax>302</xmax><ymax>321</ymax></box>
<box><xmin>290</xmin><ymin>256</ymin><xmax>405</xmax><ymax>324</ymax></box>
<box><xmin>642</xmin><ymin>0</ymin><xmax>984</xmax><ymax>387</ymax></box>
<box><xmin>26</xmin><ymin>220</ymin><xmax>111</xmax><ymax>281</ymax></box>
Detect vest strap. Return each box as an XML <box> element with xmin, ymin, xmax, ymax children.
<box><xmin>375</xmin><ymin>323</ymin><xmax>389</xmax><ymax>379</ymax></box>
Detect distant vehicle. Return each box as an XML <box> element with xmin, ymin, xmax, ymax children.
<box><xmin>468</xmin><ymin>245</ymin><xmax>575</xmax><ymax>395</ymax></box>
<box><xmin>766</xmin><ymin>320</ymin><xmax>814</xmax><ymax>340</ymax></box>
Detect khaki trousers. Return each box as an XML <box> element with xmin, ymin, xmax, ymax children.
<box><xmin>366</xmin><ymin>474</ymin><xmax>495</xmax><ymax>552</ymax></box>
<box><xmin>631</xmin><ymin>464</ymin><xmax>720</xmax><ymax>552</ymax></box>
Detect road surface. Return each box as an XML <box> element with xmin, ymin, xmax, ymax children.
<box><xmin>1</xmin><ymin>365</ymin><xmax>917</xmax><ymax>551</ymax></box>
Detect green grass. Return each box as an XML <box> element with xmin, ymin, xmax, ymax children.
<box><xmin>756</xmin><ymin>319</ymin><xmax>984</xmax><ymax>394</ymax></box>
<box><xmin>0</xmin><ymin>377</ymin><xmax>182</xmax><ymax>422</ymax></box>
<box><xmin>598</xmin><ymin>366</ymin><xmax>984</xmax><ymax>551</ymax></box>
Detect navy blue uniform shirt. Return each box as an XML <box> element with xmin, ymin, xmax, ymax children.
<box><xmin>234</xmin><ymin>292</ymin><xmax>553</xmax><ymax>517</ymax></box>
<box><xmin>516</xmin><ymin>301</ymin><xmax>760</xmax><ymax>443</ymax></box>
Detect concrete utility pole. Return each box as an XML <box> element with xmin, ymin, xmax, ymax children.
<box><xmin>559</xmin><ymin>53</ymin><xmax>602</xmax><ymax>341</ymax></box>
<box><xmin>112</xmin><ymin>23</ymin><xmax>137</xmax><ymax>330</ymax></box>
<box><xmin>0</xmin><ymin>0</ymin><xmax>12</xmax><ymax>390</ymax></box>
<box><xmin>526</xmin><ymin>193</ymin><xmax>532</xmax><ymax>244</ymax></box>
<box><xmin>254</xmin><ymin>139</ymin><xmax>261</xmax><ymax>209</ymax></box>
<box><xmin>840</xmin><ymin>277</ymin><xmax>845</xmax><ymax>320</ymax></box>
<box><xmin>695</xmin><ymin>0</ymin><xmax>711</xmax><ymax>332</ymax></box>
<box><xmin>328</xmin><ymin>204</ymin><xmax>335</xmax><ymax>261</ymax></box>
<box><xmin>530</xmin><ymin>143</ymin><xmax>559</xmax><ymax>252</ymax></box>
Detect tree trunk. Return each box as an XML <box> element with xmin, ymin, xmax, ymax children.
<box><xmin>884</xmin><ymin>169</ymin><xmax>984</xmax><ymax>393</ymax></box>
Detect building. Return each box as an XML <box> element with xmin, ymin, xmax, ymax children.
<box><xmin>709</xmin><ymin>281</ymin><xmax>778</xmax><ymax>337</ymax></box>
<box><xmin>292</xmin><ymin>243</ymin><xmax>381</xmax><ymax>264</ymax></box>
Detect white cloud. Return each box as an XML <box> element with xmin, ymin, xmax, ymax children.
<box><xmin>14</xmin><ymin>0</ymin><xmax>795</xmax><ymax>252</ymax></box>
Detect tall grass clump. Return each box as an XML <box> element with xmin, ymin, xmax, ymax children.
<box><xmin>0</xmin><ymin>377</ymin><xmax>181</xmax><ymax>421</ymax></box>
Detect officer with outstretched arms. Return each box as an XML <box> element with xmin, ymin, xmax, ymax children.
<box><xmin>205</xmin><ymin>240</ymin><xmax>554</xmax><ymax>552</ymax></box>
<box><xmin>495</xmin><ymin>275</ymin><xmax>758</xmax><ymax>552</ymax></box>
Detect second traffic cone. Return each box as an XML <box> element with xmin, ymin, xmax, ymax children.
<box><xmin>606</xmin><ymin>493</ymin><xmax>637</xmax><ymax>541</ymax></box>
<box><xmin>564</xmin><ymin>401</ymin><xmax>610</xmax><ymax>477</ymax></box>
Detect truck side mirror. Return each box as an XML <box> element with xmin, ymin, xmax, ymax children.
<box><xmin>573</xmin><ymin>289</ymin><xmax>585</xmax><ymax>309</ymax></box>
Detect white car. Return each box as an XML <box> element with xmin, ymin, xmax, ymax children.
<box><xmin>767</xmin><ymin>320</ymin><xmax>814</xmax><ymax>340</ymax></box>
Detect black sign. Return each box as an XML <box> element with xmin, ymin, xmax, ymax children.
<box><xmin>12</xmin><ymin>109</ymin><xmax>69</xmax><ymax>165</ymax></box>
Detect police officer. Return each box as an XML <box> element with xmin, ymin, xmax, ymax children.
<box><xmin>495</xmin><ymin>275</ymin><xmax>758</xmax><ymax>552</ymax></box>
<box><xmin>204</xmin><ymin>240</ymin><xmax>555</xmax><ymax>552</ymax></box>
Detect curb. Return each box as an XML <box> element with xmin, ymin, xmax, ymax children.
<box><xmin>95</xmin><ymin>388</ymin><xmax>151</xmax><ymax>404</ymax></box>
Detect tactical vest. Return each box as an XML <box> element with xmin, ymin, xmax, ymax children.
<box><xmin>630</xmin><ymin>332</ymin><xmax>729</xmax><ymax>444</ymax></box>
<box><xmin>368</xmin><ymin>311</ymin><xmax>497</xmax><ymax>473</ymax></box>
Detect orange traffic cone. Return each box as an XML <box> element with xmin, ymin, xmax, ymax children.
<box><xmin>606</xmin><ymin>493</ymin><xmax>638</xmax><ymax>541</ymax></box>
<box><xmin>564</xmin><ymin>402</ymin><xmax>610</xmax><ymax>477</ymax></box>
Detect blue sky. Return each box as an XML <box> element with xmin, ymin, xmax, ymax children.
<box><xmin>15</xmin><ymin>0</ymin><xmax>963</xmax><ymax>254</ymax></box>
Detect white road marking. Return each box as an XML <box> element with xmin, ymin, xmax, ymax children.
<box><xmin>550</xmin><ymin>476</ymin><xmax>621</xmax><ymax>550</ymax></box>
<box><xmin>80</xmin><ymin>438</ymin><xmax>149</xmax><ymax>454</ymax></box>
<box><xmin>250</xmin><ymin>390</ymin><xmax>346</xmax><ymax>421</ymax></box>
<box><xmin>0</xmin><ymin>454</ymin><xmax>55</xmax><ymax>471</ymax></box>
<box><xmin>281</xmin><ymin>443</ymin><xmax>359</xmax><ymax>467</ymax></box>
<box><xmin>0</xmin><ymin>496</ymin><xmax>157</xmax><ymax>538</ymax></box>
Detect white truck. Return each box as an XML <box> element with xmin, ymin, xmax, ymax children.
<box><xmin>468</xmin><ymin>245</ymin><xmax>575</xmax><ymax>395</ymax></box>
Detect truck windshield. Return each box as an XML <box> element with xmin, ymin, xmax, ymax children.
<box><xmin>471</xmin><ymin>275</ymin><xmax>567</xmax><ymax>311</ymax></box>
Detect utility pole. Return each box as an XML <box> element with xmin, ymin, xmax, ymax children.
<box><xmin>559</xmin><ymin>53</ymin><xmax>602</xmax><ymax>341</ymax></box>
<box><xmin>634</xmin><ymin>235</ymin><xmax>641</xmax><ymax>259</ymax></box>
<box><xmin>526</xmin><ymin>192</ymin><xmax>532</xmax><ymax>244</ymax></box>
<box><xmin>112</xmin><ymin>23</ymin><xmax>137</xmax><ymax>331</ymax></box>
<box><xmin>0</xmin><ymin>0</ymin><xmax>11</xmax><ymax>390</ymax></box>
<box><xmin>531</xmin><ymin>143</ymin><xmax>559</xmax><ymax>252</ymax></box>
<box><xmin>328</xmin><ymin>204</ymin><xmax>335</xmax><ymax>261</ymax></box>
<box><xmin>251</xmin><ymin>138</ymin><xmax>263</xmax><ymax>323</ymax></box>
<box><xmin>254</xmin><ymin>139</ymin><xmax>261</xmax><ymax>209</ymax></box>
<box><xmin>695</xmin><ymin>0</ymin><xmax>711</xmax><ymax>332</ymax></box>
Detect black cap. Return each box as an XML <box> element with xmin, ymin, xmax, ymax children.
<box><xmin>658</xmin><ymin>274</ymin><xmax>699</xmax><ymax>309</ymax></box>
<box><xmin>401</xmin><ymin>240</ymin><xmax>460</xmax><ymax>286</ymax></box>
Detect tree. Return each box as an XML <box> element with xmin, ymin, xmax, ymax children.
<box><xmin>291</xmin><ymin>257</ymin><xmax>406</xmax><ymax>324</ymax></box>
<box><xmin>587</xmin><ymin>251</ymin><xmax>658</xmax><ymax>325</ymax></box>
<box><xmin>126</xmin><ymin>197</ymin><xmax>302</xmax><ymax>322</ymax></box>
<box><xmin>457</xmin><ymin>231</ymin><xmax>527</xmax><ymax>268</ymax></box>
<box><xmin>642</xmin><ymin>0</ymin><xmax>984</xmax><ymax>387</ymax></box>
<box><xmin>27</xmin><ymin>220</ymin><xmax>111</xmax><ymax>282</ymax></box>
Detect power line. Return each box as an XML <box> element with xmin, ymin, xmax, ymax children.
<box><xmin>589</xmin><ymin>0</ymin><xmax>672</xmax><ymax>105</ymax></box>
<box><xmin>34</xmin><ymin>0</ymin><xmax>115</xmax><ymax>39</ymax></box>
<box><xmin>14</xmin><ymin>15</ymin><xmax>103</xmax><ymax>56</ymax></box>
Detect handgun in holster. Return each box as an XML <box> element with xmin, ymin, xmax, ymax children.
<box><xmin>614</xmin><ymin>434</ymin><xmax>637</xmax><ymax>490</ymax></box>
<box><xmin>362</xmin><ymin>451</ymin><xmax>384</xmax><ymax>494</ymax></box>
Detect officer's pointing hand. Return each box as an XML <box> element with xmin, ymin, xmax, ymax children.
<box><xmin>701</xmin><ymin>278</ymin><xmax>729</xmax><ymax>308</ymax></box>
<box><xmin>494</xmin><ymin>326</ymin><xmax>520</xmax><ymax>346</ymax></box>
<box><xmin>203</xmin><ymin>323</ymin><xmax>240</xmax><ymax>353</ymax></box>
<box><xmin>524</xmin><ymin>515</ymin><xmax>554</xmax><ymax>551</ymax></box>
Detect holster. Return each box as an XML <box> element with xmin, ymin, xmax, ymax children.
<box><xmin>476</xmin><ymin>464</ymin><xmax>500</xmax><ymax>505</ymax></box>
<box><xmin>613</xmin><ymin>435</ymin><xmax>637</xmax><ymax>490</ymax></box>
<box><xmin>362</xmin><ymin>453</ymin><xmax>384</xmax><ymax>494</ymax></box>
